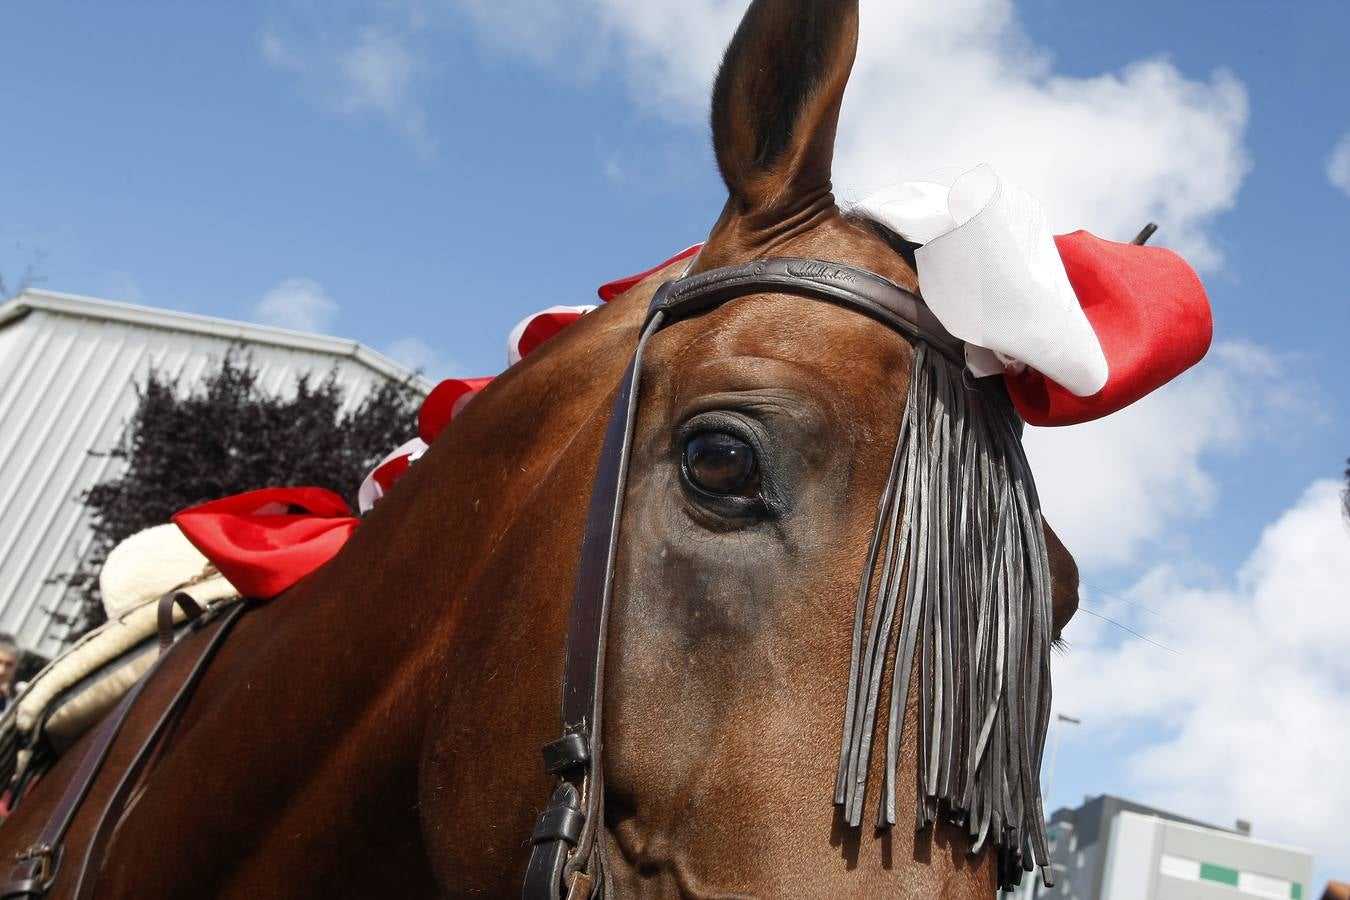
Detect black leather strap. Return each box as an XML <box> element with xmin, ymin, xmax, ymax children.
<box><xmin>0</xmin><ymin>598</ymin><xmax>246</xmax><ymax>900</ymax></box>
<box><xmin>523</xmin><ymin>307</ymin><xmax>666</xmax><ymax>900</ymax></box>
<box><xmin>71</xmin><ymin>600</ymin><xmax>247</xmax><ymax>899</ymax></box>
<box><xmin>650</xmin><ymin>257</ymin><xmax>962</xmax><ymax>364</ymax></box>
<box><xmin>157</xmin><ymin>592</ymin><xmax>204</xmax><ymax>654</ymax></box>
<box><xmin>526</xmin><ymin>257</ymin><xmax>965</xmax><ymax>899</ymax></box>
<box><xmin>523</xmin><ymin>784</ymin><xmax>583</xmax><ymax>900</ymax></box>
<box><xmin>1</xmin><ymin>623</ymin><xmax>176</xmax><ymax>898</ymax></box>
<box><xmin>541</xmin><ymin>734</ymin><xmax>589</xmax><ymax>775</ymax></box>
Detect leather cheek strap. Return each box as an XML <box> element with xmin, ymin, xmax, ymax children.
<box><xmin>522</xmin><ymin>308</ymin><xmax>666</xmax><ymax>900</ymax></box>
<box><xmin>524</xmin><ymin>257</ymin><xmax>963</xmax><ymax>900</ymax></box>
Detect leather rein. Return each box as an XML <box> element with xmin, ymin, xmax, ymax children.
<box><xmin>1</xmin><ymin>595</ymin><xmax>247</xmax><ymax>899</ymax></box>
<box><xmin>522</xmin><ymin>257</ymin><xmax>964</xmax><ymax>900</ymax></box>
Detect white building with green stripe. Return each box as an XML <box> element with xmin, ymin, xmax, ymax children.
<box><xmin>1014</xmin><ymin>794</ymin><xmax>1313</xmax><ymax>900</ymax></box>
<box><xmin>1104</xmin><ymin>811</ymin><xmax>1310</xmax><ymax>899</ymax></box>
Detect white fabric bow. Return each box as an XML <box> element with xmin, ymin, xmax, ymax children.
<box><xmin>852</xmin><ymin>164</ymin><xmax>1108</xmax><ymax>397</ymax></box>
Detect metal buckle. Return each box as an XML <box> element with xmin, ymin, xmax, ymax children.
<box><xmin>14</xmin><ymin>843</ymin><xmax>55</xmax><ymax>884</ymax></box>
<box><xmin>564</xmin><ymin>869</ymin><xmax>594</xmax><ymax>900</ymax></box>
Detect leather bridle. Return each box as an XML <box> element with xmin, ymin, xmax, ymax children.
<box><xmin>521</xmin><ymin>256</ymin><xmax>967</xmax><ymax>900</ymax></box>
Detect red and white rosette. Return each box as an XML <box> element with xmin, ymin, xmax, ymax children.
<box><xmin>357</xmin><ymin>437</ymin><xmax>428</xmax><ymax>514</ymax></box>
<box><xmin>853</xmin><ymin>163</ymin><xmax>1212</xmax><ymax>425</ymax></box>
<box><xmin>507</xmin><ymin>305</ymin><xmax>596</xmax><ymax>366</ymax></box>
<box><xmin>603</xmin><ymin>169</ymin><xmax>1211</xmax><ymax>427</ymax></box>
<box><xmin>419</xmin><ymin>377</ymin><xmax>494</xmax><ymax>445</ymax></box>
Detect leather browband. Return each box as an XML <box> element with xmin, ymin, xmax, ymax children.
<box><xmin>649</xmin><ymin>258</ymin><xmax>963</xmax><ymax>363</ymax></box>
<box><xmin>523</xmin><ymin>257</ymin><xmax>964</xmax><ymax>900</ymax></box>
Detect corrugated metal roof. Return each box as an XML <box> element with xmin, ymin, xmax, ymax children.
<box><xmin>0</xmin><ymin>289</ymin><xmax>430</xmax><ymax>657</ymax></box>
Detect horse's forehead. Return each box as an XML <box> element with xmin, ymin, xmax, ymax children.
<box><xmin>651</xmin><ymin>292</ymin><xmax>913</xmax><ymax>408</ymax></box>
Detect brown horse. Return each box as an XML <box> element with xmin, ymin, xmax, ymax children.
<box><xmin>0</xmin><ymin>0</ymin><xmax>1080</xmax><ymax>896</ymax></box>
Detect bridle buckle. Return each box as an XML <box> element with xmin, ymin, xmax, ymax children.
<box><xmin>564</xmin><ymin>870</ymin><xmax>594</xmax><ymax>900</ymax></box>
<box><xmin>14</xmin><ymin>842</ymin><xmax>56</xmax><ymax>884</ymax></box>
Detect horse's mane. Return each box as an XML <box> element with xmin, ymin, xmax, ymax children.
<box><xmin>831</xmin><ymin>211</ymin><xmax>1054</xmax><ymax>882</ymax></box>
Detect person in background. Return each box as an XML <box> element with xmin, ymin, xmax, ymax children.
<box><xmin>0</xmin><ymin>635</ymin><xmax>19</xmax><ymax>714</ymax></box>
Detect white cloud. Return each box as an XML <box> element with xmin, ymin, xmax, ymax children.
<box><xmin>1327</xmin><ymin>131</ymin><xmax>1350</xmax><ymax>198</ymax></box>
<box><xmin>258</xmin><ymin>22</ymin><xmax>433</xmax><ymax>156</ymax></box>
<box><xmin>448</xmin><ymin>0</ymin><xmax>1248</xmax><ymax>269</ymax></box>
<box><xmin>1023</xmin><ymin>341</ymin><xmax>1311</xmax><ymax>569</ymax></box>
<box><xmin>384</xmin><ymin>335</ymin><xmax>462</xmax><ymax>380</ymax></box>
<box><xmin>258</xmin><ymin>28</ymin><xmax>299</xmax><ymax>71</ymax></box>
<box><xmin>252</xmin><ymin>277</ymin><xmax>339</xmax><ymax>333</ymax></box>
<box><xmin>1052</xmin><ymin>480</ymin><xmax>1350</xmax><ymax>864</ymax></box>
<box><xmin>454</xmin><ymin>0</ymin><xmax>597</xmax><ymax>68</ymax></box>
<box><xmin>335</xmin><ymin>29</ymin><xmax>417</xmax><ymax>119</ymax></box>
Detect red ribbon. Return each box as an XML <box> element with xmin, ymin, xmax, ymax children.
<box><xmin>173</xmin><ymin>487</ymin><xmax>359</xmax><ymax>599</ymax></box>
<box><xmin>419</xmin><ymin>376</ymin><xmax>494</xmax><ymax>444</ymax></box>
<box><xmin>516</xmin><ymin>309</ymin><xmax>590</xmax><ymax>360</ymax></box>
<box><xmin>597</xmin><ymin>244</ymin><xmax>702</xmax><ymax>301</ymax></box>
<box><xmin>369</xmin><ymin>452</ymin><xmax>413</xmax><ymax>495</ymax></box>
<box><xmin>1004</xmin><ymin>231</ymin><xmax>1212</xmax><ymax>426</ymax></box>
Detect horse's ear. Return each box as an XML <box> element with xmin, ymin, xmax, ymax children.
<box><xmin>711</xmin><ymin>0</ymin><xmax>858</xmax><ymax>218</ymax></box>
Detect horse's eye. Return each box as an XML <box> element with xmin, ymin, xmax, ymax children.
<box><xmin>683</xmin><ymin>431</ymin><xmax>757</xmax><ymax>496</ymax></box>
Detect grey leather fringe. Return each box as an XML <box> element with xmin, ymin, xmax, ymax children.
<box><xmin>833</xmin><ymin>343</ymin><xmax>1054</xmax><ymax>890</ymax></box>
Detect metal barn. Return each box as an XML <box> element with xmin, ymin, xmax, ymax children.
<box><xmin>0</xmin><ymin>289</ymin><xmax>429</xmax><ymax>657</ymax></box>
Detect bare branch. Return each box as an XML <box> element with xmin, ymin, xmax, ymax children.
<box><xmin>0</xmin><ymin>248</ymin><xmax>48</xmax><ymax>300</ymax></box>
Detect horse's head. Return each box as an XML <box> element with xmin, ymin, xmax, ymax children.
<box><xmin>594</xmin><ymin>0</ymin><xmax>1080</xmax><ymax>895</ymax></box>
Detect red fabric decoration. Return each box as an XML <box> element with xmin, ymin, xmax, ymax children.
<box><xmin>419</xmin><ymin>376</ymin><xmax>493</xmax><ymax>443</ymax></box>
<box><xmin>1004</xmin><ymin>231</ymin><xmax>1213</xmax><ymax>426</ymax></box>
<box><xmin>173</xmin><ymin>487</ymin><xmax>359</xmax><ymax>599</ymax></box>
<box><xmin>515</xmin><ymin>309</ymin><xmax>589</xmax><ymax>361</ymax></box>
<box><xmin>370</xmin><ymin>452</ymin><xmax>412</xmax><ymax>495</ymax></box>
<box><xmin>597</xmin><ymin>244</ymin><xmax>702</xmax><ymax>301</ymax></box>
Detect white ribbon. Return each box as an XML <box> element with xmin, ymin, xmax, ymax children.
<box><xmin>852</xmin><ymin>165</ymin><xmax>1108</xmax><ymax>397</ymax></box>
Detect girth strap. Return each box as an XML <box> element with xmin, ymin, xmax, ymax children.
<box><xmin>524</xmin><ymin>258</ymin><xmax>944</xmax><ymax>899</ymax></box>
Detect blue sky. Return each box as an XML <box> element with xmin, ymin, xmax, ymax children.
<box><xmin>3</xmin><ymin>0</ymin><xmax>1348</xmax><ymax>887</ymax></box>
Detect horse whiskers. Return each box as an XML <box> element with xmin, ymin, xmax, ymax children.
<box><xmin>1076</xmin><ymin>607</ymin><xmax>1182</xmax><ymax>655</ymax></box>
<box><xmin>833</xmin><ymin>344</ymin><xmax>1055</xmax><ymax>889</ymax></box>
<box><xmin>1079</xmin><ymin>580</ymin><xmax>1178</xmax><ymax>625</ymax></box>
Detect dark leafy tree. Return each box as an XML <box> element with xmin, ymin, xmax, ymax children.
<box><xmin>61</xmin><ymin>352</ymin><xmax>421</xmax><ymax>638</ymax></box>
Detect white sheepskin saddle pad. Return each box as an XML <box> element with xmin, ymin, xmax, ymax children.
<box><xmin>0</xmin><ymin>524</ymin><xmax>240</xmax><ymax>757</ymax></box>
